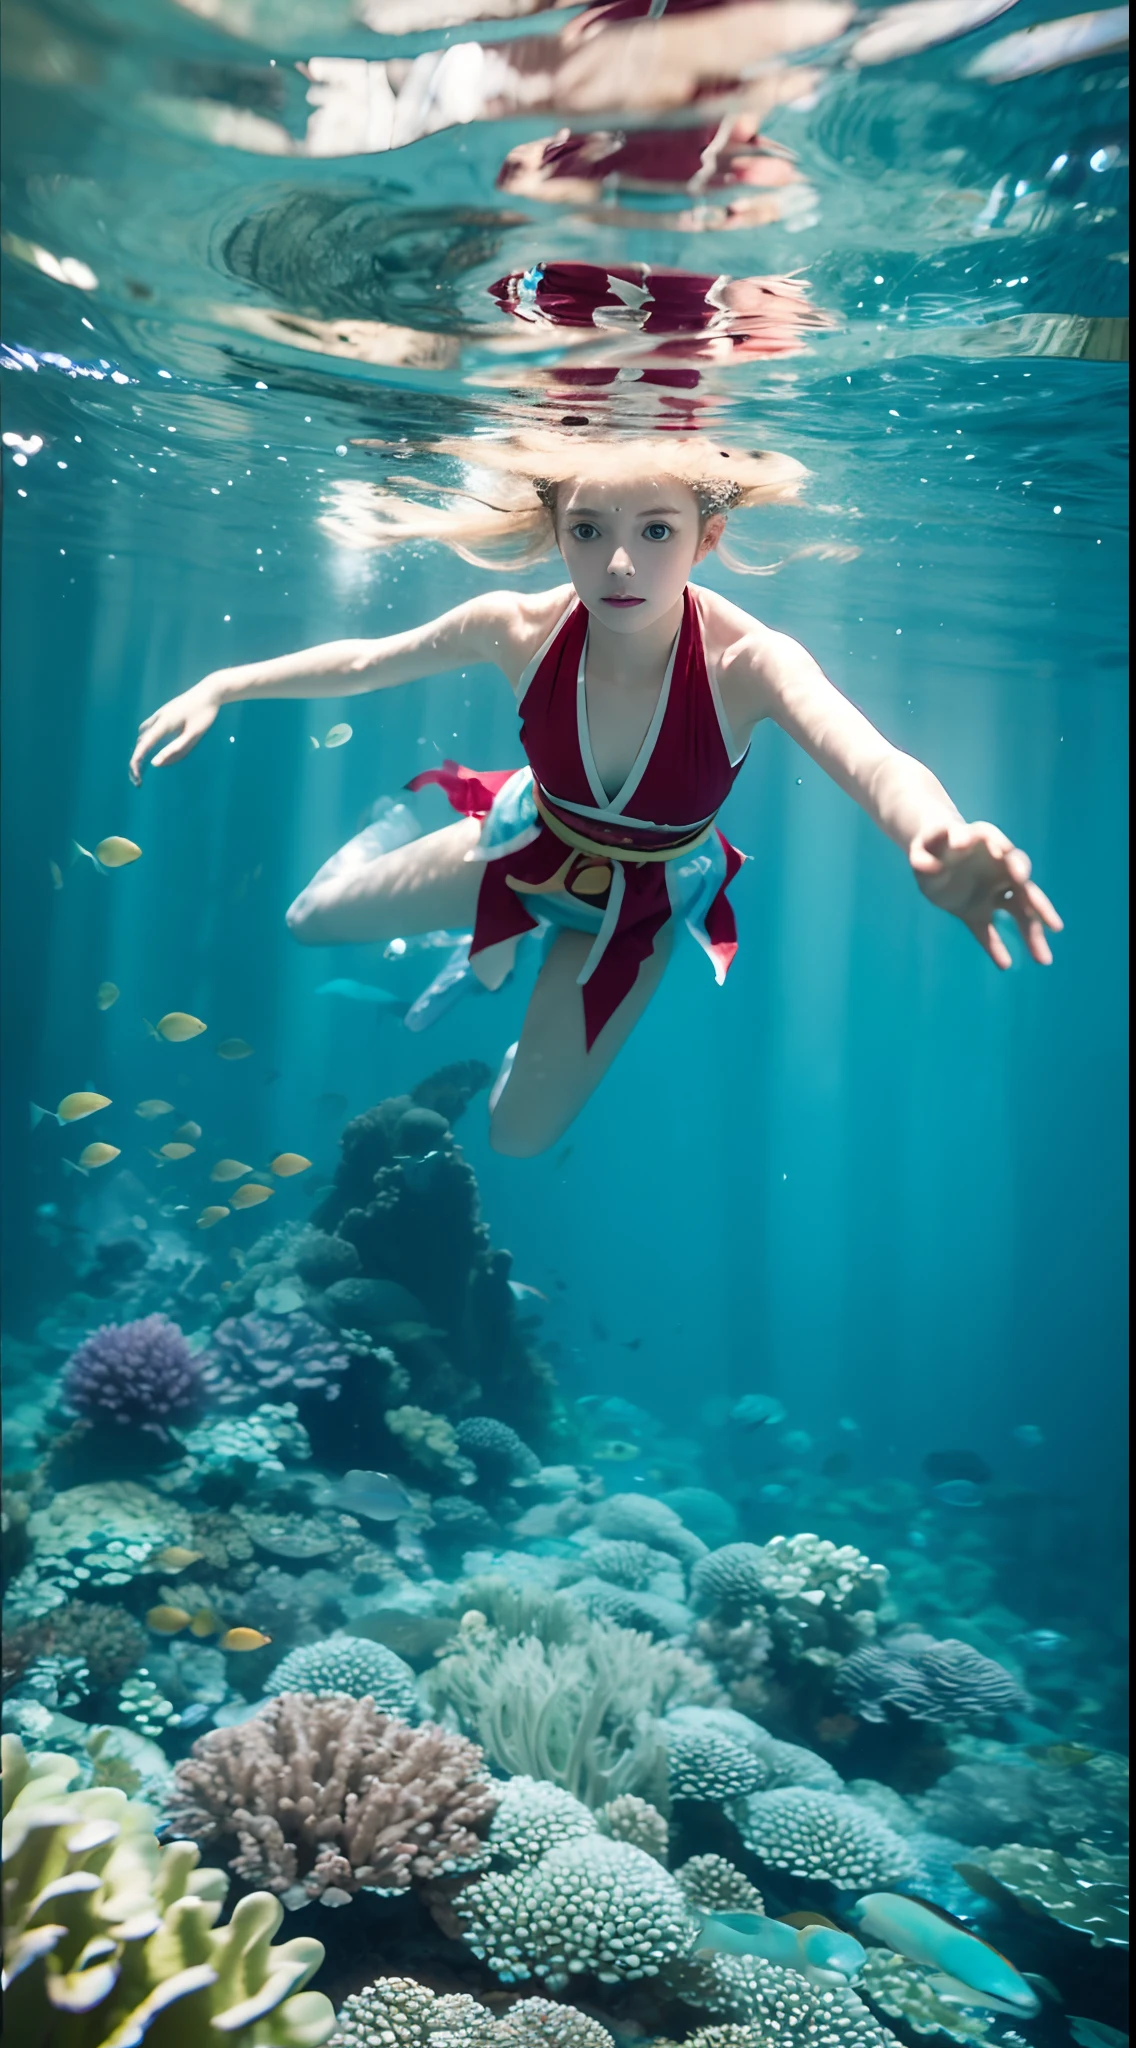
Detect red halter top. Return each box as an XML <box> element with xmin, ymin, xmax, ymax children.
<box><xmin>410</xmin><ymin>586</ymin><xmax>746</xmax><ymax>1049</ymax></box>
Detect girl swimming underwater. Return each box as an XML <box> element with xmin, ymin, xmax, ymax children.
<box><xmin>129</xmin><ymin>431</ymin><xmax>1061</xmax><ymax>1157</ymax></box>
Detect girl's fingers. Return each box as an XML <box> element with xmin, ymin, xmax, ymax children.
<box><xmin>1023</xmin><ymin>878</ymin><xmax>1063</xmax><ymax>931</ymax></box>
<box><xmin>151</xmin><ymin>733</ymin><xmax>194</xmax><ymax>768</ymax></box>
<box><xmin>970</xmin><ymin>916</ymin><xmax>1012</xmax><ymax>969</ymax></box>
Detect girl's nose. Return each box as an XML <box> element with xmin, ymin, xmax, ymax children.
<box><xmin>607</xmin><ymin>546</ymin><xmax>634</xmax><ymax>576</ymax></box>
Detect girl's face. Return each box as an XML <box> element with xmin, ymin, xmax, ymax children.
<box><xmin>555</xmin><ymin>477</ymin><xmax>724</xmax><ymax>634</ymax></box>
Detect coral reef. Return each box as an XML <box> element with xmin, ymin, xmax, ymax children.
<box><xmin>667</xmin><ymin>1961</ymin><xmax>902</xmax><ymax>2048</ymax></box>
<box><xmin>858</xmin><ymin>1953</ymin><xmax>995</xmax><ymax>2045</ymax></box>
<box><xmin>664</xmin><ymin>1705</ymin><xmax>842</xmax><ymax>1792</ymax></box>
<box><xmin>166</xmin><ymin>1693</ymin><xmax>499</xmax><ymax>1903</ymax></box>
<box><xmin>201</xmin><ymin>1311</ymin><xmax>354</xmax><ymax>1408</ymax></box>
<box><xmin>32</xmin><ymin>1598</ymin><xmax>147</xmax><ymax>1689</ymax></box>
<box><xmin>913</xmin><ymin>1744</ymin><xmax>1129</xmax><ymax>1849</ymax></box>
<box><xmin>426</xmin><ymin>1616</ymin><xmax>717</xmax><ymax>1807</ymax></box>
<box><xmin>733</xmin><ymin>1786</ymin><xmax>917</xmax><ymax>1886</ymax></box>
<box><xmin>9</xmin><ymin>1481</ymin><xmax>194</xmax><ymax>1620</ymax></box>
<box><xmin>328</xmin><ymin>1979</ymin><xmax>612</xmax><ymax>2045</ymax></box>
<box><xmin>487</xmin><ymin>1774</ymin><xmax>599</xmax><ymax>1864</ymax></box>
<box><xmin>456</xmin><ymin>1836</ymin><xmax>694</xmax><ymax>1987</ymax></box>
<box><xmin>596</xmin><ymin>1792</ymin><xmax>669</xmax><ymax>1861</ymax></box>
<box><xmin>2</xmin><ymin>1733</ymin><xmax>334</xmax><ymax>2044</ymax></box>
<box><xmin>958</xmin><ymin>1840</ymin><xmax>1129</xmax><ymax>1946</ymax></box>
<box><xmin>386</xmin><ymin>1403</ymin><xmax>477</xmax><ymax>1485</ymax></box>
<box><xmin>265</xmin><ymin>1634</ymin><xmax>420</xmax><ymax>1719</ymax></box>
<box><xmin>61</xmin><ymin>1313</ymin><xmax>205</xmax><ymax>1439</ymax></box>
<box><xmin>457</xmin><ymin>1413</ymin><xmax>541</xmax><ymax>1484</ymax></box>
<box><xmin>591</xmin><ymin>1493</ymin><xmax>707</xmax><ymax>1566</ymax></box>
<box><xmin>666</xmin><ymin>1725</ymin><xmax>769</xmax><ymax>1803</ymax></box>
<box><xmin>174</xmin><ymin>1401</ymin><xmax>313</xmax><ymax>1476</ymax></box>
<box><xmin>674</xmin><ymin>1855</ymin><xmax>765</xmax><ymax>1914</ymax></box>
<box><xmin>837</xmin><ymin>1633</ymin><xmax>1027</xmax><ymax>1728</ymax></box>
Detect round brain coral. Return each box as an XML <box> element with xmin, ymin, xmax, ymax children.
<box><xmin>265</xmin><ymin>1635</ymin><xmax>419</xmax><ymax>1720</ymax></box>
<box><xmin>487</xmin><ymin>1776</ymin><xmax>599</xmax><ymax>1865</ymax></box>
<box><xmin>456</xmin><ymin>1415</ymin><xmax>541</xmax><ymax>1483</ymax></box>
<box><xmin>457</xmin><ymin>1836</ymin><xmax>695</xmax><ymax>1988</ymax></box>
<box><xmin>62</xmin><ymin>1315</ymin><xmax>204</xmax><ymax>1436</ymax></box>
<box><xmin>733</xmin><ymin>1786</ymin><xmax>916</xmax><ymax>1888</ymax></box>
<box><xmin>666</xmin><ymin>1727</ymin><xmax>768</xmax><ymax>1804</ymax></box>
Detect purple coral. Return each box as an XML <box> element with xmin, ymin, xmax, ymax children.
<box><xmin>166</xmin><ymin>1693</ymin><xmax>499</xmax><ymax>1902</ymax></box>
<box><xmin>838</xmin><ymin>1632</ymin><xmax>1027</xmax><ymax>1728</ymax></box>
<box><xmin>200</xmin><ymin>1311</ymin><xmax>350</xmax><ymax>1408</ymax></box>
<box><xmin>62</xmin><ymin>1315</ymin><xmax>204</xmax><ymax>1437</ymax></box>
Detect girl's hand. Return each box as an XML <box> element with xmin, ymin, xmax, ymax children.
<box><xmin>909</xmin><ymin>820</ymin><xmax>1063</xmax><ymax>968</ymax></box>
<box><xmin>129</xmin><ymin>676</ymin><xmax>225</xmax><ymax>784</ymax></box>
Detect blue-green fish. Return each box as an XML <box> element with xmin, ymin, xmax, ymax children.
<box><xmin>848</xmin><ymin>1895</ymin><xmax>1040</xmax><ymax>2014</ymax></box>
<box><xmin>692</xmin><ymin>1912</ymin><xmax>865</xmax><ymax>1986</ymax></box>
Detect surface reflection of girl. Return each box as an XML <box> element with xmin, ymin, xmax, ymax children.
<box><xmin>130</xmin><ymin>433</ymin><xmax>1061</xmax><ymax>1156</ymax></box>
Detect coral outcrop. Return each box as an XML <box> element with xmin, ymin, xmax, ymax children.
<box><xmin>457</xmin><ymin>1836</ymin><xmax>694</xmax><ymax>1987</ymax></box>
<box><xmin>201</xmin><ymin>1312</ymin><xmax>353</xmax><ymax>1409</ymax></box>
<box><xmin>733</xmin><ymin>1786</ymin><xmax>917</xmax><ymax>1887</ymax></box>
<box><xmin>2</xmin><ymin>1733</ymin><xmax>334</xmax><ymax>2044</ymax></box>
<box><xmin>166</xmin><ymin>1693</ymin><xmax>499</xmax><ymax>1904</ymax></box>
<box><xmin>837</xmin><ymin>1633</ymin><xmax>1027</xmax><ymax>1728</ymax></box>
<box><xmin>265</xmin><ymin>1634</ymin><xmax>420</xmax><ymax>1718</ymax></box>
<box><xmin>62</xmin><ymin>1314</ymin><xmax>204</xmax><ymax>1438</ymax></box>
<box><xmin>328</xmin><ymin>1978</ymin><xmax>612</xmax><ymax>2045</ymax></box>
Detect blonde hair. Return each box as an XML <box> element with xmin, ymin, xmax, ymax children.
<box><xmin>319</xmin><ymin>429</ymin><xmax>820</xmax><ymax>576</ymax></box>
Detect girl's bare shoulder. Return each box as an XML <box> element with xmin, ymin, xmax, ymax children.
<box><xmin>693</xmin><ymin>582</ymin><xmax>777</xmax><ymax>670</ymax></box>
<box><xmin>472</xmin><ymin>584</ymin><xmax>576</xmax><ymax>685</ymax></box>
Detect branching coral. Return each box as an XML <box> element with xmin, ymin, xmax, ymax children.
<box><xmin>838</xmin><ymin>1634</ymin><xmax>1026</xmax><ymax>1728</ymax></box>
<box><xmin>265</xmin><ymin>1635</ymin><xmax>420</xmax><ymax>1718</ymax></box>
<box><xmin>426</xmin><ymin>1617</ymin><xmax>717</xmax><ymax>1808</ymax></box>
<box><xmin>62</xmin><ymin>1314</ymin><xmax>205</xmax><ymax>1439</ymax></box>
<box><xmin>733</xmin><ymin>1787</ymin><xmax>917</xmax><ymax>1887</ymax></box>
<box><xmin>457</xmin><ymin>1836</ymin><xmax>695</xmax><ymax>1987</ymax></box>
<box><xmin>201</xmin><ymin>1311</ymin><xmax>353</xmax><ymax>1408</ymax></box>
<box><xmin>692</xmin><ymin>1537</ymin><xmax>887</xmax><ymax>1667</ymax></box>
<box><xmin>165</xmin><ymin>1693</ymin><xmax>498</xmax><ymax>1904</ymax></box>
<box><xmin>2</xmin><ymin>1733</ymin><xmax>334</xmax><ymax>2045</ymax></box>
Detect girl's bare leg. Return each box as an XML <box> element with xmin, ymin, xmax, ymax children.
<box><xmin>490</xmin><ymin>924</ymin><xmax>674</xmax><ymax>1158</ymax></box>
<box><xmin>286</xmin><ymin>817</ymin><xmax>482</xmax><ymax>944</ymax></box>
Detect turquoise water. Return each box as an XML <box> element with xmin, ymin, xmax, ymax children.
<box><xmin>1</xmin><ymin>2</ymin><xmax>1128</xmax><ymax>2042</ymax></box>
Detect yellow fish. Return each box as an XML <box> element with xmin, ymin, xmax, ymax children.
<box><xmin>189</xmin><ymin>1608</ymin><xmax>223</xmax><ymax>1638</ymax></box>
<box><xmin>146</xmin><ymin>1605</ymin><xmax>191</xmax><ymax>1634</ymax></box>
<box><xmin>49</xmin><ymin>860</ymin><xmax>64</xmax><ymax>891</ymax></box>
<box><xmin>210</xmin><ymin>1159</ymin><xmax>251</xmax><ymax>1182</ymax></box>
<box><xmin>159</xmin><ymin>1142</ymin><xmax>195</xmax><ymax>1161</ymax></box>
<box><xmin>96</xmin><ymin>982</ymin><xmax>120</xmax><ymax>1010</ymax></box>
<box><xmin>197</xmin><ymin>1205</ymin><xmax>230</xmax><ymax>1229</ymax></box>
<box><xmin>219</xmin><ymin>1627</ymin><xmax>272</xmax><ymax>1652</ymax></box>
<box><xmin>268</xmin><ymin>1153</ymin><xmax>311</xmax><ymax>1177</ymax></box>
<box><xmin>230</xmin><ymin>1183</ymin><xmax>273</xmax><ymax>1209</ymax></box>
<box><xmin>151</xmin><ymin>1547</ymin><xmax>203</xmax><ymax>1571</ymax></box>
<box><xmin>78</xmin><ymin>1142</ymin><xmax>120</xmax><ymax>1169</ymax></box>
<box><xmin>58</xmin><ymin>1092</ymin><xmax>111</xmax><ymax>1122</ymax></box>
<box><xmin>324</xmin><ymin>723</ymin><xmax>353</xmax><ymax>749</ymax></box>
<box><xmin>136</xmin><ymin>1099</ymin><xmax>175</xmax><ymax>1119</ymax></box>
<box><xmin>156</xmin><ymin>1012</ymin><xmax>207</xmax><ymax>1042</ymax></box>
<box><xmin>216</xmin><ymin>1037</ymin><xmax>253</xmax><ymax>1060</ymax></box>
<box><xmin>95</xmin><ymin>836</ymin><xmax>142</xmax><ymax>868</ymax></box>
<box><xmin>173</xmin><ymin>1121</ymin><xmax>202</xmax><ymax>1143</ymax></box>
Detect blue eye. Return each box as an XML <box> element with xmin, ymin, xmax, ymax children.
<box><xmin>644</xmin><ymin>522</ymin><xmax>671</xmax><ymax>541</ymax></box>
<box><xmin>570</xmin><ymin>522</ymin><xmax>600</xmax><ymax>541</ymax></box>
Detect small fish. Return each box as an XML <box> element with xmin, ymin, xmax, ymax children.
<box><xmin>219</xmin><ymin>1627</ymin><xmax>272</xmax><ymax>1651</ymax></box>
<box><xmin>146</xmin><ymin>1604</ymin><xmax>192</xmax><ymax>1634</ymax></box>
<box><xmin>731</xmin><ymin>1394</ymin><xmax>787</xmax><ymax>1429</ymax></box>
<box><xmin>78</xmin><ymin>1142</ymin><xmax>120</xmax><ymax>1169</ymax></box>
<box><xmin>158</xmin><ymin>1202</ymin><xmax>189</xmax><ymax>1217</ymax></box>
<box><xmin>58</xmin><ymin>1091</ymin><xmax>112</xmax><ymax>1122</ymax></box>
<box><xmin>197</xmin><ymin>1205</ymin><xmax>231</xmax><ymax>1229</ymax></box>
<box><xmin>159</xmin><ymin>1142</ymin><xmax>196</xmax><ymax>1161</ymax></box>
<box><xmin>62</xmin><ymin>1158</ymin><xmax>90</xmax><ymax>1178</ymax></box>
<box><xmin>136</xmin><ymin>1099</ymin><xmax>175</xmax><ymax>1119</ymax></box>
<box><xmin>49</xmin><ymin>860</ymin><xmax>64</xmax><ymax>890</ymax></box>
<box><xmin>211</xmin><ymin>1160</ymin><xmax>252</xmax><ymax>1182</ymax></box>
<box><xmin>933</xmin><ymin>1479</ymin><xmax>985</xmax><ymax>1508</ymax></box>
<box><xmin>189</xmin><ymin>1608</ymin><xmax>223</xmax><ymax>1637</ymax></box>
<box><xmin>173</xmin><ymin>1122</ymin><xmax>202</xmax><ymax>1143</ymax></box>
<box><xmin>508</xmin><ymin>1280</ymin><xmax>548</xmax><ymax>1304</ymax></box>
<box><xmin>96</xmin><ymin>982</ymin><xmax>120</xmax><ymax>1010</ymax></box>
<box><xmin>230</xmin><ymin>1183</ymin><xmax>273</xmax><ymax>1208</ymax></box>
<box><xmin>151</xmin><ymin>1547</ymin><xmax>203</xmax><ymax>1571</ymax></box>
<box><xmin>692</xmin><ymin>1911</ymin><xmax>866</xmax><ymax>1987</ymax></box>
<box><xmin>95</xmin><ymin>836</ymin><xmax>142</xmax><ymax>868</ymax></box>
<box><xmin>591</xmin><ymin>1440</ymin><xmax>641</xmax><ymax>1463</ymax></box>
<box><xmin>268</xmin><ymin>1152</ymin><xmax>311</xmax><ymax>1177</ymax></box>
<box><xmin>156</xmin><ymin>1012</ymin><xmax>207</xmax><ymax>1042</ymax></box>
<box><xmin>316</xmin><ymin>978</ymin><xmax>405</xmax><ymax>1006</ymax></box>
<box><xmin>309</xmin><ymin>735</ymin><xmax>320</xmax><ymax>749</ymax></box>
<box><xmin>1026</xmin><ymin>1741</ymin><xmax>1095</xmax><ymax>1766</ymax></box>
<box><xmin>758</xmin><ymin>1482</ymin><xmax>792</xmax><ymax>1503</ymax></box>
<box><xmin>924</xmin><ymin>1450</ymin><xmax>991</xmax><ymax>1486</ymax></box>
<box><xmin>838</xmin><ymin>1416</ymin><xmax>860</xmax><ymax>1434</ymax></box>
<box><xmin>324</xmin><ymin>722</ymin><xmax>353</xmax><ymax>748</ymax></box>
<box><xmin>318</xmin><ymin>1469</ymin><xmax>416</xmax><ymax>1522</ymax></box>
<box><xmin>1012</xmin><ymin>1627</ymin><xmax>1069</xmax><ymax>1656</ymax></box>
<box><xmin>70</xmin><ymin>840</ymin><xmax>108</xmax><ymax>874</ymax></box>
<box><xmin>1013</xmin><ymin>1423</ymin><xmax>1045</xmax><ymax>1447</ymax></box>
<box><xmin>847</xmin><ymin>1894</ymin><xmax>1040</xmax><ymax>2015</ymax></box>
<box><xmin>1070</xmin><ymin>2019</ymin><xmax>1129</xmax><ymax>2048</ymax></box>
<box><xmin>217</xmin><ymin>1037</ymin><xmax>253</xmax><ymax>1060</ymax></box>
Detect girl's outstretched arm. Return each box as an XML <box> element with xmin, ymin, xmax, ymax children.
<box><xmin>741</xmin><ymin>625</ymin><xmax>1063</xmax><ymax>968</ymax></box>
<box><xmin>127</xmin><ymin>591</ymin><xmax>523</xmax><ymax>784</ymax></box>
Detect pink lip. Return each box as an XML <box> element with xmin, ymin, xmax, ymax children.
<box><xmin>603</xmin><ymin>596</ymin><xmax>645</xmax><ymax>607</ymax></box>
